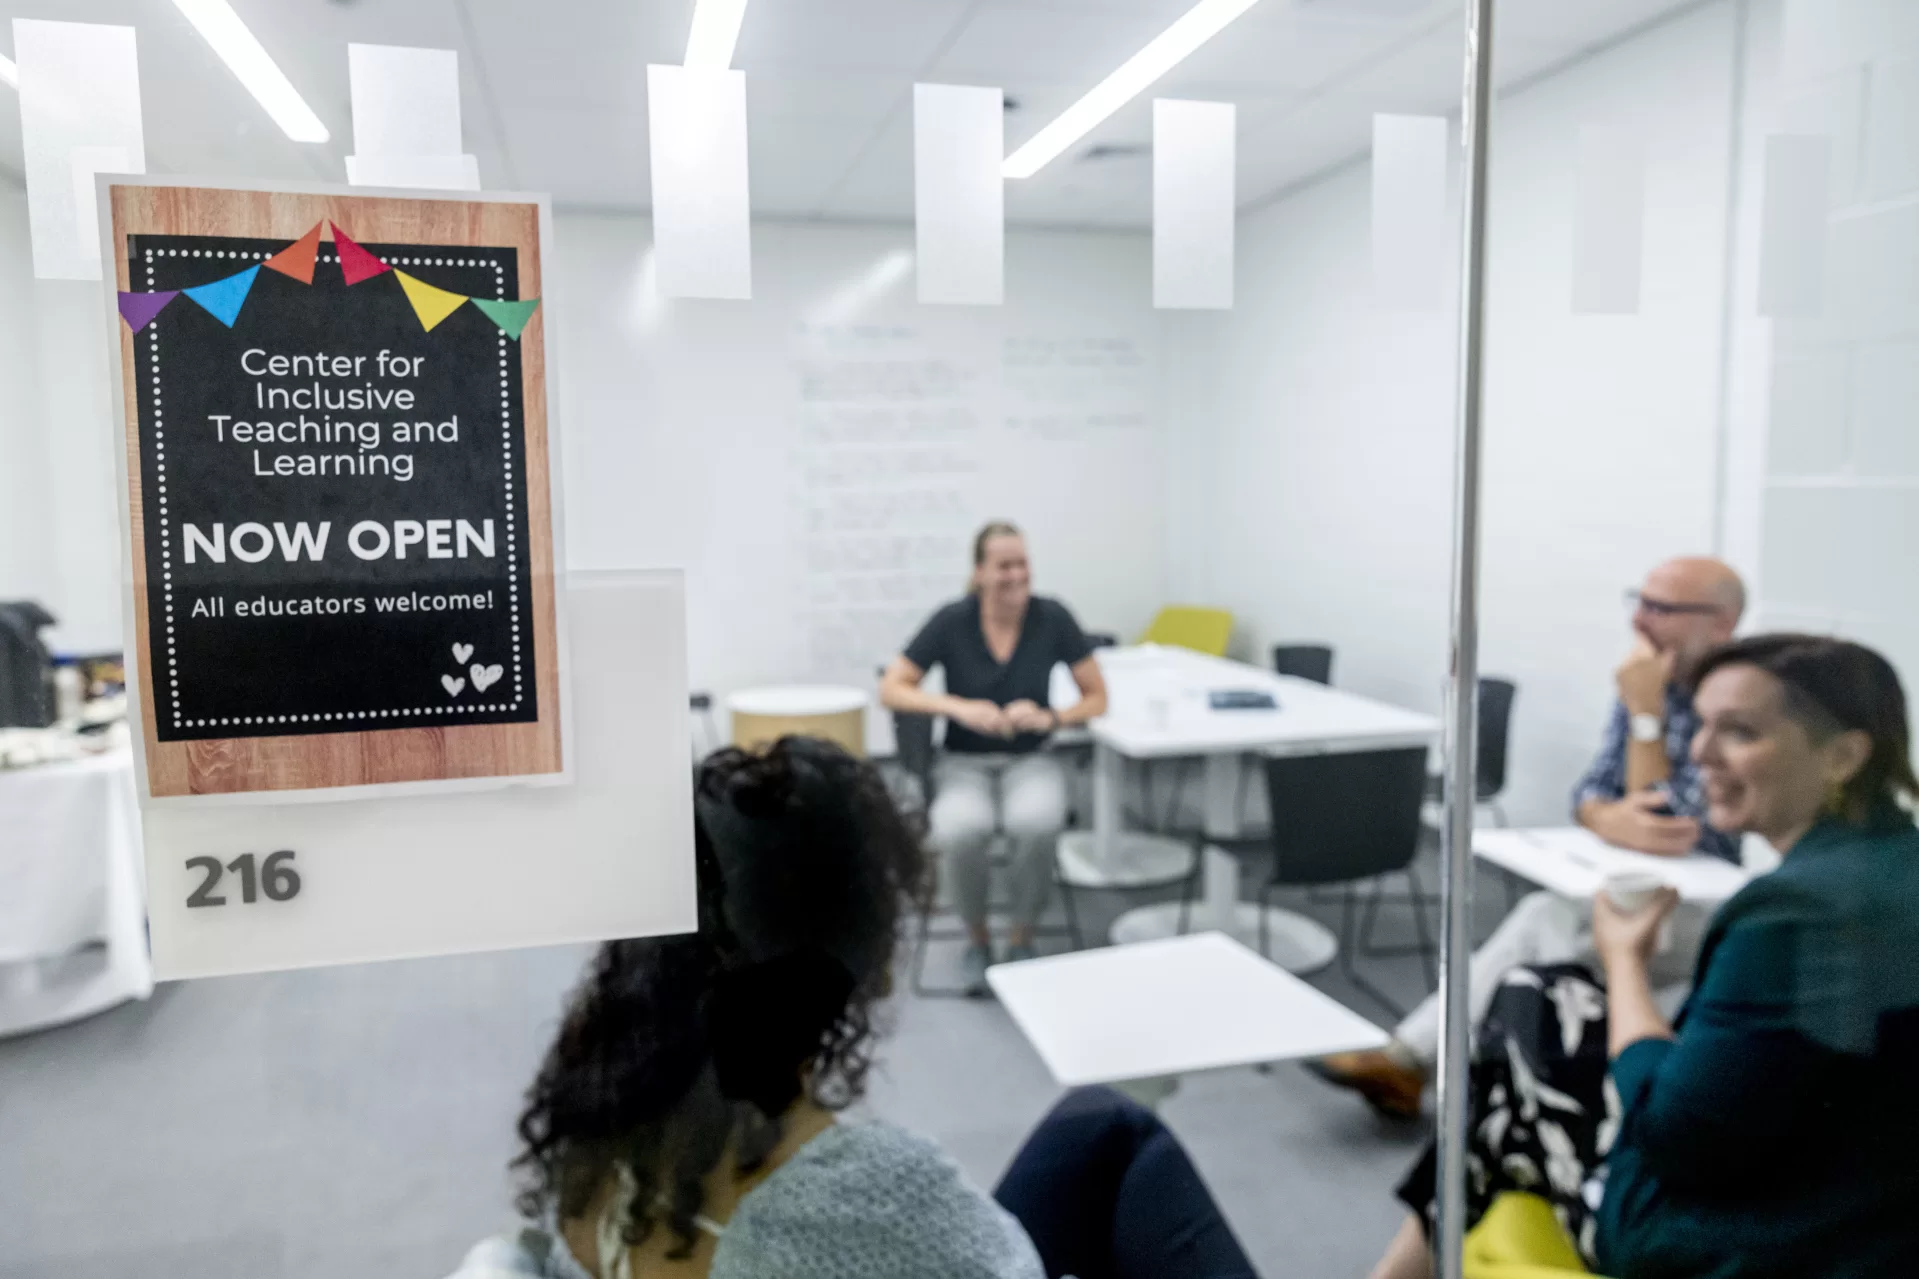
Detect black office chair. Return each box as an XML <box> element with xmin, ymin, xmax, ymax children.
<box><xmin>1475</xmin><ymin>677</ymin><xmax>1517</xmax><ymax>823</ymax></box>
<box><xmin>1257</xmin><ymin>745</ymin><xmax>1434</xmax><ymax>1017</ymax></box>
<box><xmin>1234</xmin><ymin>644</ymin><xmax>1340</xmax><ymax>828</ymax></box>
<box><xmin>1423</xmin><ymin>677</ymin><xmax>1518</xmax><ymax>824</ymax></box>
<box><xmin>897</xmin><ymin>710</ymin><xmax>1089</xmax><ymax>997</ymax></box>
<box><xmin>1271</xmin><ymin>643</ymin><xmax>1334</xmax><ymax>685</ymax></box>
<box><xmin>1084</xmin><ymin>631</ymin><xmax>1120</xmax><ymax>650</ymax></box>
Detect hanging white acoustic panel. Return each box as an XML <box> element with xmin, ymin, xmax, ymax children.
<box><xmin>1153</xmin><ymin>98</ymin><xmax>1235</xmax><ymax>310</ymax></box>
<box><xmin>345</xmin><ymin>43</ymin><xmax>480</xmax><ymax>191</ymax></box>
<box><xmin>15</xmin><ymin>18</ymin><xmax>145</xmax><ymax>280</ymax></box>
<box><xmin>1571</xmin><ymin>126</ymin><xmax>1645</xmax><ymax>315</ymax></box>
<box><xmin>1758</xmin><ymin>134</ymin><xmax>1831</xmax><ymax>318</ymax></box>
<box><xmin>1371</xmin><ymin>114</ymin><xmax>1448</xmax><ymax>311</ymax></box>
<box><xmin>647</xmin><ymin>64</ymin><xmax>752</xmax><ymax>300</ymax></box>
<box><xmin>914</xmin><ymin>83</ymin><xmax>1003</xmax><ymax>306</ymax></box>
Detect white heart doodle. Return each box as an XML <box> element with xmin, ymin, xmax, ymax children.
<box><xmin>442</xmin><ymin>674</ymin><xmax>466</xmax><ymax>697</ymax></box>
<box><xmin>470</xmin><ymin>663</ymin><xmax>503</xmax><ymax>693</ymax></box>
<box><xmin>452</xmin><ymin>642</ymin><xmax>474</xmax><ymax>664</ymax></box>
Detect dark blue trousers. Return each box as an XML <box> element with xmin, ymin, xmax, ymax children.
<box><xmin>994</xmin><ymin>1087</ymin><xmax>1260</xmax><ymax>1279</ymax></box>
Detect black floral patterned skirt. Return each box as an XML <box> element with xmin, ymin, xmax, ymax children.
<box><xmin>1395</xmin><ymin>962</ymin><xmax>1619</xmax><ymax>1265</ymax></box>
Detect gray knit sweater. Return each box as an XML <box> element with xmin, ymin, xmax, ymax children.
<box><xmin>449</xmin><ymin>1121</ymin><xmax>1044</xmax><ymax>1279</ymax></box>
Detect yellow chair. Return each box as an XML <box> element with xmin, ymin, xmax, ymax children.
<box><xmin>1463</xmin><ymin>1193</ymin><xmax>1597</xmax><ymax>1279</ymax></box>
<box><xmin>1138</xmin><ymin>606</ymin><xmax>1234</xmax><ymax>657</ymax></box>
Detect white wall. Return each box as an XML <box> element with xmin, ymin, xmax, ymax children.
<box><xmin>0</xmin><ymin>188</ymin><xmax>49</xmax><ymax>614</ymax></box>
<box><xmin>1740</xmin><ymin>0</ymin><xmax>1919</xmax><ymax>684</ymax></box>
<box><xmin>0</xmin><ymin>182</ymin><xmax>125</xmax><ymax>656</ymax></box>
<box><xmin>1177</xmin><ymin>2</ymin><xmax>1748</xmax><ymax>825</ymax></box>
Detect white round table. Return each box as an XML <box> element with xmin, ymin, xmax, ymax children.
<box><xmin>727</xmin><ymin>684</ymin><xmax>870</xmax><ymax>757</ymax></box>
<box><xmin>0</xmin><ymin>748</ymin><xmax>153</xmax><ymax>1037</ymax></box>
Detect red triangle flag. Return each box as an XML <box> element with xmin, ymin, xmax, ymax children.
<box><xmin>263</xmin><ymin>222</ymin><xmax>322</xmax><ymax>284</ymax></box>
<box><xmin>329</xmin><ymin>222</ymin><xmax>391</xmax><ymax>286</ymax></box>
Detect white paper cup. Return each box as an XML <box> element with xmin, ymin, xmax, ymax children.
<box><xmin>1603</xmin><ymin>871</ymin><xmax>1665</xmax><ymax>913</ymax></box>
<box><xmin>1603</xmin><ymin>872</ymin><xmax>1674</xmax><ymax>953</ymax></box>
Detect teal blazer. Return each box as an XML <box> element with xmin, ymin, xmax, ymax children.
<box><xmin>1596</xmin><ymin>810</ymin><xmax>1919</xmax><ymax>1277</ymax></box>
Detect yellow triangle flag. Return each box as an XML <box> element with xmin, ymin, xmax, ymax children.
<box><xmin>394</xmin><ymin>270</ymin><xmax>469</xmax><ymax>332</ymax></box>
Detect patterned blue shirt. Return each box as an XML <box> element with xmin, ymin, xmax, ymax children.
<box><xmin>1571</xmin><ymin>685</ymin><xmax>1739</xmax><ymax>863</ymax></box>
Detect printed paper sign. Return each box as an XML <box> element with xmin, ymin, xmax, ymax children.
<box><xmin>106</xmin><ymin>182</ymin><xmax>565</xmax><ymax>800</ymax></box>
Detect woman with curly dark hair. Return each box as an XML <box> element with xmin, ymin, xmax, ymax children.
<box><xmin>449</xmin><ymin>736</ymin><xmax>1259</xmax><ymax>1279</ymax></box>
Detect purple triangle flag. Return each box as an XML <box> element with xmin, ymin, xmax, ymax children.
<box><xmin>118</xmin><ymin>290</ymin><xmax>179</xmax><ymax>333</ymax></box>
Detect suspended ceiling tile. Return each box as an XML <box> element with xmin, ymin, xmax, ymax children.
<box><xmin>933</xmin><ymin>3</ymin><xmax>1174</xmax><ymax>84</ymax></box>
<box><xmin>735</xmin><ymin>0</ymin><xmax>975</xmax><ymax>73</ymax></box>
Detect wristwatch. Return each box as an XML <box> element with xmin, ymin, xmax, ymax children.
<box><xmin>1629</xmin><ymin>712</ymin><xmax>1663</xmax><ymax>743</ymax></box>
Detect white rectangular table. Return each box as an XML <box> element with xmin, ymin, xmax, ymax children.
<box><xmin>1060</xmin><ymin>646</ymin><xmax>1441</xmax><ymax>970</ymax></box>
<box><xmin>988</xmin><ymin>931</ymin><xmax>1389</xmax><ymax>1102</ymax></box>
<box><xmin>1473</xmin><ymin>826</ymin><xmax>1754</xmax><ymax>904</ymax></box>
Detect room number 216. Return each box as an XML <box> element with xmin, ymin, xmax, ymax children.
<box><xmin>185</xmin><ymin>850</ymin><xmax>301</xmax><ymax>907</ymax></box>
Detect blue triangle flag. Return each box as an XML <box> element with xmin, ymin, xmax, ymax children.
<box><xmin>183</xmin><ymin>265</ymin><xmax>261</xmax><ymax>328</ymax></box>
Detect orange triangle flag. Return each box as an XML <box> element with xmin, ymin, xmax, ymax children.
<box><xmin>263</xmin><ymin>222</ymin><xmax>322</xmax><ymax>284</ymax></box>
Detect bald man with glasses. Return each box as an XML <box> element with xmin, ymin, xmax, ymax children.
<box><xmin>1310</xmin><ymin>557</ymin><xmax>1745</xmax><ymax>1118</ymax></box>
<box><xmin>1575</xmin><ymin>557</ymin><xmax>1744</xmax><ymax>861</ymax></box>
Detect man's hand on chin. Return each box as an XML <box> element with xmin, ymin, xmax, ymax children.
<box><xmin>1616</xmin><ymin>636</ymin><xmax>1675</xmax><ymax>714</ymax></box>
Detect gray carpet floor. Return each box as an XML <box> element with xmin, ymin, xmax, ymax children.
<box><xmin>0</xmin><ymin>842</ymin><xmax>1522</xmax><ymax>1279</ymax></box>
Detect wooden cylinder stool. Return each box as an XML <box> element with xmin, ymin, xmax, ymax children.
<box><xmin>726</xmin><ymin>685</ymin><xmax>869</xmax><ymax>758</ymax></box>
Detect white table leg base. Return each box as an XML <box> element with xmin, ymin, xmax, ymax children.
<box><xmin>1110</xmin><ymin>902</ymin><xmax>1339</xmax><ymax>975</ymax></box>
<box><xmin>1056</xmin><ymin>830</ymin><xmax>1193</xmax><ymax>889</ymax></box>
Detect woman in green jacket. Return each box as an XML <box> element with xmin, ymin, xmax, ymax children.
<box><xmin>1374</xmin><ymin>634</ymin><xmax>1919</xmax><ymax>1278</ymax></box>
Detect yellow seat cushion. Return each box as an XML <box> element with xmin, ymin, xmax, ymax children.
<box><xmin>1463</xmin><ymin>1193</ymin><xmax>1595</xmax><ymax>1278</ymax></box>
<box><xmin>1138</xmin><ymin>606</ymin><xmax>1233</xmax><ymax>657</ymax></box>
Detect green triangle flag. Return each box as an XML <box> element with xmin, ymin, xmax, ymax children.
<box><xmin>471</xmin><ymin>296</ymin><xmax>541</xmax><ymax>340</ymax></box>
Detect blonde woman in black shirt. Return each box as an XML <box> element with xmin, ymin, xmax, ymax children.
<box><xmin>880</xmin><ymin>522</ymin><xmax>1108</xmax><ymax>996</ymax></box>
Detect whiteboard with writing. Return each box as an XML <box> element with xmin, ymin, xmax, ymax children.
<box><xmin>553</xmin><ymin>217</ymin><xmax>1172</xmax><ymax>702</ymax></box>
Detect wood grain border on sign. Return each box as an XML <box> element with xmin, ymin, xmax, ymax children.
<box><xmin>108</xmin><ymin>183</ymin><xmax>563</xmax><ymax>799</ymax></box>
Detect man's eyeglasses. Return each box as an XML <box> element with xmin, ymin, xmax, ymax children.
<box><xmin>1625</xmin><ymin>589</ymin><xmax>1722</xmax><ymax>618</ymax></box>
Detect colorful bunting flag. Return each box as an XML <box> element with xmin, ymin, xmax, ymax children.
<box><xmin>264</xmin><ymin>222</ymin><xmax>323</xmax><ymax>284</ymax></box>
<box><xmin>182</xmin><ymin>265</ymin><xmax>261</xmax><ymax>328</ymax></box>
<box><xmin>118</xmin><ymin>289</ymin><xmax>179</xmax><ymax>333</ymax></box>
<box><xmin>117</xmin><ymin>223</ymin><xmax>538</xmax><ymax>339</ymax></box>
<box><xmin>394</xmin><ymin>270</ymin><xmax>470</xmax><ymax>332</ymax></box>
<box><xmin>329</xmin><ymin>222</ymin><xmax>391</xmax><ymax>286</ymax></box>
<box><xmin>471</xmin><ymin>296</ymin><xmax>542</xmax><ymax>341</ymax></box>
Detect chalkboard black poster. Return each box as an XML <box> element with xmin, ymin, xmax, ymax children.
<box><xmin>108</xmin><ymin>185</ymin><xmax>565</xmax><ymax>799</ymax></box>
<box><xmin>133</xmin><ymin>234</ymin><xmax>535</xmax><ymax>739</ymax></box>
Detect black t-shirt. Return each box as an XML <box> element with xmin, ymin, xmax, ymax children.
<box><xmin>902</xmin><ymin>594</ymin><xmax>1093</xmax><ymax>754</ymax></box>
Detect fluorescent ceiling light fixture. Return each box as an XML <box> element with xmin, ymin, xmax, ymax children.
<box><xmin>169</xmin><ymin>0</ymin><xmax>329</xmax><ymax>142</ymax></box>
<box><xmin>1003</xmin><ymin>0</ymin><xmax>1259</xmax><ymax>179</ymax></box>
<box><xmin>684</xmin><ymin>0</ymin><xmax>749</xmax><ymax>70</ymax></box>
<box><xmin>0</xmin><ymin>54</ymin><xmax>16</xmax><ymax>89</ymax></box>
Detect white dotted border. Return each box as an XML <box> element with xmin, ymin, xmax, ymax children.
<box><xmin>144</xmin><ymin>244</ymin><xmax>528</xmax><ymax>732</ymax></box>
